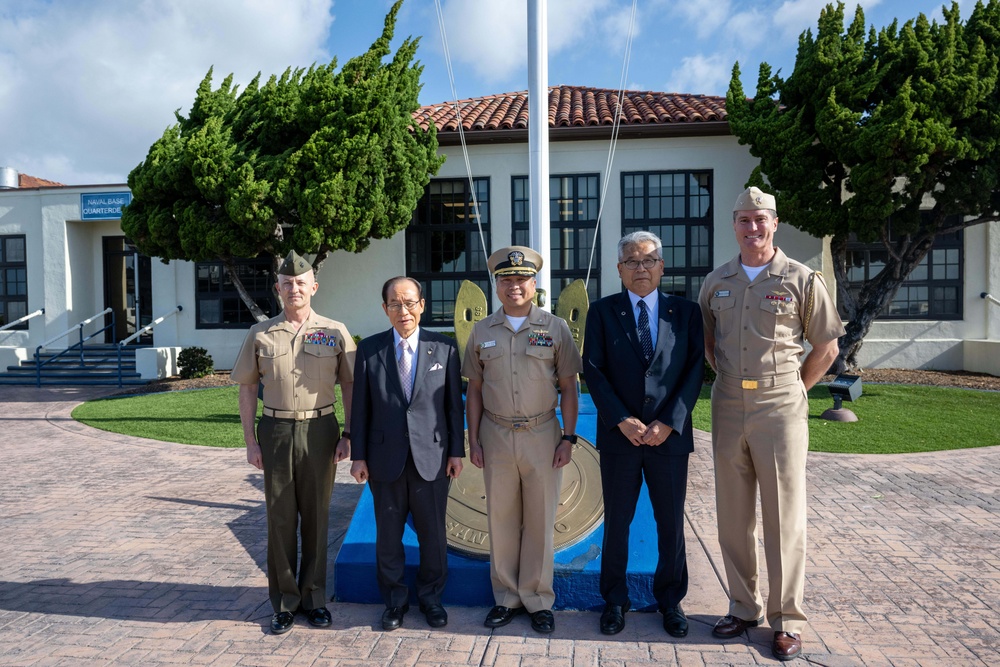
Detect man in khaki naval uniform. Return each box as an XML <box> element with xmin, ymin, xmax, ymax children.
<box><xmin>698</xmin><ymin>188</ymin><xmax>844</xmax><ymax>661</ymax></box>
<box><xmin>462</xmin><ymin>246</ymin><xmax>582</xmax><ymax>634</ymax></box>
<box><xmin>232</xmin><ymin>250</ymin><xmax>355</xmax><ymax>635</ymax></box>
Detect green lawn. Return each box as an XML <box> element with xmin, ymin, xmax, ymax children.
<box><xmin>691</xmin><ymin>383</ymin><xmax>1000</xmax><ymax>454</ymax></box>
<box><xmin>72</xmin><ymin>383</ymin><xmax>999</xmax><ymax>455</ymax></box>
<box><xmin>71</xmin><ymin>386</ymin><xmax>346</xmax><ymax>448</ymax></box>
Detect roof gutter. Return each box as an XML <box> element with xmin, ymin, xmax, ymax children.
<box><xmin>432</xmin><ymin>121</ymin><xmax>732</xmax><ymax>146</ymax></box>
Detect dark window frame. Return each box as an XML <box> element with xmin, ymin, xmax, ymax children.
<box><xmin>842</xmin><ymin>219</ymin><xmax>964</xmax><ymax>321</ymax></box>
<box><xmin>511</xmin><ymin>173</ymin><xmax>601</xmax><ymax>308</ymax></box>
<box><xmin>621</xmin><ymin>170</ymin><xmax>714</xmax><ymax>300</ymax></box>
<box><xmin>406</xmin><ymin>177</ymin><xmax>491</xmax><ymax>327</ymax></box>
<box><xmin>195</xmin><ymin>257</ymin><xmax>278</xmax><ymax>329</ymax></box>
<box><xmin>0</xmin><ymin>235</ymin><xmax>28</xmax><ymax>330</ymax></box>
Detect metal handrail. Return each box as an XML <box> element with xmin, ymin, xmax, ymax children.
<box><xmin>117</xmin><ymin>305</ymin><xmax>183</xmax><ymax>347</ymax></box>
<box><xmin>982</xmin><ymin>292</ymin><xmax>1000</xmax><ymax>308</ymax></box>
<box><xmin>0</xmin><ymin>308</ymin><xmax>44</xmax><ymax>333</ymax></box>
<box><xmin>35</xmin><ymin>308</ymin><xmax>115</xmax><ymax>387</ymax></box>
<box><xmin>116</xmin><ymin>305</ymin><xmax>183</xmax><ymax>386</ymax></box>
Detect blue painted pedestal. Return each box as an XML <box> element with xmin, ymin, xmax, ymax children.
<box><xmin>333</xmin><ymin>394</ymin><xmax>661</xmax><ymax>610</ymax></box>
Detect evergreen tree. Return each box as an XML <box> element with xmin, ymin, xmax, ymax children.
<box><xmin>122</xmin><ymin>0</ymin><xmax>443</xmax><ymax>320</ymax></box>
<box><xmin>727</xmin><ymin>1</ymin><xmax>1000</xmax><ymax>369</ymax></box>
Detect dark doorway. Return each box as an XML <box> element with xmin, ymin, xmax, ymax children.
<box><xmin>102</xmin><ymin>237</ymin><xmax>152</xmax><ymax>344</ymax></box>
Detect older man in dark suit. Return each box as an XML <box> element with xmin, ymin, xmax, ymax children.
<box><xmin>350</xmin><ymin>276</ymin><xmax>465</xmax><ymax>631</ymax></box>
<box><xmin>583</xmin><ymin>231</ymin><xmax>704</xmax><ymax>637</ymax></box>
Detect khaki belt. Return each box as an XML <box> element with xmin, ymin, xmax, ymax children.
<box><xmin>262</xmin><ymin>404</ymin><xmax>335</xmax><ymax>420</ymax></box>
<box><xmin>484</xmin><ymin>409</ymin><xmax>556</xmax><ymax>431</ymax></box>
<box><xmin>718</xmin><ymin>371</ymin><xmax>800</xmax><ymax>390</ymax></box>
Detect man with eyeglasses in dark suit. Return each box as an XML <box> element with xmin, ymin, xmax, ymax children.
<box><xmin>583</xmin><ymin>231</ymin><xmax>704</xmax><ymax>638</ymax></box>
<box><xmin>350</xmin><ymin>276</ymin><xmax>465</xmax><ymax>631</ymax></box>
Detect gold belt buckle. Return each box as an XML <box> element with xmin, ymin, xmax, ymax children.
<box><xmin>742</xmin><ymin>379</ymin><xmax>758</xmax><ymax>390</ymax></box>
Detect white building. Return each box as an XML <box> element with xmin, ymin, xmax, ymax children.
<box><xmin>2</xmin><ymin>86</ymin><xmax>998</xmax><ymax>378</ymax></box>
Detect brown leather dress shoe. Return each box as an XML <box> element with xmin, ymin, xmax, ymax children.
<box><xmin>772</xmin><ymin>632</ymin><xmax>802</xmax><ymax>661</ymax></box>
<box><xmin>712</xmin><ymin>614</ymin><xmax>762</xmax><ymax>638</ymax></box>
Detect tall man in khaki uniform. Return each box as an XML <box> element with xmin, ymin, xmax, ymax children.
<box><xmin>698</xmin><ymin>188</ymin><xmax>844</xmax><ymax>661</ymax></box>
<box><xmin>232</xmin><ymin>250</ymin><xmax>355</xmax><ymax>635</ymax></box>
<box><xmin>463</xmin><ymin>246</ymin><xmax>582</xmax><ymax>635</ymax></box>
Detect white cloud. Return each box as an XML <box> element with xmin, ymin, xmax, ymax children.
<box><xmin>663</xmin><ymin>54</ymin><xmax>733</xmax><ymax>96</ymax></box>
<box><xmin>436</xmin><ymin>0</ymin><xmax>613</xmax><ymax>87</ymax></box>
<box><xmin>726</xmin><ymin>8</ymin><xmax>768</xmax><ymax>47</ymax></box>
<box><xmin>672</xmin><ymin>0</ymin><xmax>733</xmax><ymax>40</ymax></box>
<box><xmin>0</xmin><ymin>0</ymin><xmax>334</xmax><ymax>185</ymax></box>
<box><xmin>773</xmin><ymin>0</ymin><xmax>883</xmax><ymax>42</ymax></box>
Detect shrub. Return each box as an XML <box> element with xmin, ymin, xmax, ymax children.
<box><xmin>178</xmin><ymin>346</ymin><xmax>214</xmax><ymax>379</ymax></box>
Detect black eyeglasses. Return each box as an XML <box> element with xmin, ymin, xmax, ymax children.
<box><xmin>620</xmin><ymin>258</ymin><xmax>661</xmax><ymax>270</ymax></box>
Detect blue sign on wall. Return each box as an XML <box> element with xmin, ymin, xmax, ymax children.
<box><xmin>81</xmin><ymin>192</ymin><xmax>132</xmax><ymax>220</ymax></box>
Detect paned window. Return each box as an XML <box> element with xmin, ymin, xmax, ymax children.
<box><xmin>195</xmin><ymin>257</ymin><xmax>277</xmax><ymax>328</ymax></box>
<box><xmin>621</xmin><ymin>171</ymin><xmax>713</xmax><ymax>299</ymax></box>
<box><xmin>0</xmin><ymin>235</ymin><xmax>28</xmax><ymax>329</ymax></box>
<box><xmin>512</xmin><ymin>174</ymin><xmax>601</xmax><ymax>308</ymax></box>
<box><xmin>842</xmin><ymin>219</ymin><xmax>963</xmax><ymax>320</ymax></box>
<box><xmin>407</xmin><ymin>178</ymin><xmax>491</xmax><ymax>326</ymax></box>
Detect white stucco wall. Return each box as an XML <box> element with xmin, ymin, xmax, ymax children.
<box><xmin>853</xmin><ymin>220</ymin><xmax>1000</xmax><ymax>370</ymax></box>
<box><xmin>3</xmin><ymin>134</ymin><xmax>999</xmax><ymax>375</ymax></box>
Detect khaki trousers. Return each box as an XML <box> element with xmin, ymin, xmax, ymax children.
<box><xmin>711</xmin><ymin>378</ymin><xmax>809</xmax><ymax>634</ymax></box>
<box><xmin>480</xmin><ymin>416</ymin><xmax>562</xmax><ymax>612</ymax></box>
<box><xmin>257</xmin><ymin>413</ymin><xmax>339</xmax><ymax>613</ymax></box>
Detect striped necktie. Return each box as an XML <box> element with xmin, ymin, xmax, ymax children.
<box><xmin>398</xmin><ymin>339</ymin><xmax>412</xmax><ymax>401</ymax></box>
<box><xmin>637</xmin><ymin>300</ymin><xmax>653</xmax><ymax>361</ymax></box>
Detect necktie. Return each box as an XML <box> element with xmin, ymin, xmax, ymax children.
<box><xmin>398</xmin><ymin>339</ymin><xmax>412</xmax><ymax>402</ymax></box>
<box><xmin>637</xmin><ymin>300</ymin><xmax>654</xmax><ymax>361</ymax></box>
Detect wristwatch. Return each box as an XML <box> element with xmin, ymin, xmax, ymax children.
<box><xmin>561</xmin><ymin>434</ymin><xmax>578</xmax><ymax>444</ymax></box>
<box><xmin>341</xmin><ymin>431</ymin><xmax>351</xmax><ymax>440</ymax></box>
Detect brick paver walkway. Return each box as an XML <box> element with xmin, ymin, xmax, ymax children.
<box><xmin>0</xmin><ymin>386</ymin><xmax>997</xmax><ymax>666</ymax></box>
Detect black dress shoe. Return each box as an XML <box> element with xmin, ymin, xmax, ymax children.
<box><xmin>270</xmin><ymin>611</ymin><xmax>295</xmax><ymax>634</ymax></box>
<box><xmin>381</xmin><ymin>604</ymin><xmax>409</xmax><ymax>631</ymax></box>
<box><xmin>600</xmin><ymin>600</ymin><xmax>631</xmax><ymax>635</ymax></box>
<box><xmin>772</xmin><ymin>631</ymin><xmax>802</xmax><ymax>661</ymax></box>
<box><xmin>530</xmin><ymin>609</ymin><xmax>555</xmax><ymax>634</ymax></box>
<box><xmin>662</xmin><ymin>605</ymin><xmax>688</xmax><ymax>637</ymax></box>
<box><xmin>712</xmin><ymin>614</ymin><xmax>762</xmax><ymax>639</ymax></box>
<box><xmin>306</xmin><ymin>606</ymin><xmax>332</xmax><ymax>627</ymax></box>
<box><xmin>420</xmin><ymin>603</ymin><xmax>448</xmax><ymax>628</ymax></box>
<box><xmin>484</xmin><ymin>605</ymin><xmax>523</xmax><ymax>628</ymax></box>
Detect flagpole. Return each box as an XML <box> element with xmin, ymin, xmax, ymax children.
<box><xmin>527</xmin><ymin>0</ymin><xmax>551</xmax><ymax>309</ymax></box>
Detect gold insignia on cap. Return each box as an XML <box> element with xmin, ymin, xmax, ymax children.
<box><xmin>734</xmin><ymin>186</ymin><xmax>777</xmax><ymax>213</ymax></box>
<box><xmin>488</xmin><ymin>245</ymin><xmax>543</xmax><ymax>277</ymax></box>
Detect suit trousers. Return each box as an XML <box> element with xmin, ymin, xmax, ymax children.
<box><xmin>257</xmin><ymin>413</ymin><xmax>339</xmax><ymax>613</ymax></box>
<box><xmin>711</xmin><ymin>379</ymin><xmax>809</xmax><ymax>634</ymax></box>
<box><xmin>369</xmin><ymin>454</ymin><xmax>451</xmax><ymax>608</ymax></box>
<box><xmin>480</xmin><ymin>416</ymin><xmax>562</xmax><ymax>612</ymax></box>
<box><xmin>599</xmin><ymin>446</ymin><xmax>689</xmax><ymax>610</ymax></box>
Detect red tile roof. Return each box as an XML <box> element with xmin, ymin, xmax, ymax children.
<box><xmin>18</xmin><ymin>173</ymin><xmax>63</xmax><ymax>188</ymax></box>
<box><xmin>413</xmin><ymin>85</ymin><xmax>729</xmax><ymax>143</ymax></box>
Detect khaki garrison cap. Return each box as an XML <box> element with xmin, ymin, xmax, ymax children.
<box><xmin>277</xmin><ymin>250</ymin><xmax>312</xmax><ymax>276</ymax></box>
<box><xmin>733</xmin><ymin>186</ymin><xmax>777</xmax><ymax>212</ymax></box>
<box><xmin>488</xmin><ymin>245</ymin><xmax>543</xmax><ymax>277</ymax></box>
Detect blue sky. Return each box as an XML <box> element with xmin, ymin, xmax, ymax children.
<box><xmin>0</xmin><ymin>0</ymin><xmax>968</xmax><ymax>186</ymax></box>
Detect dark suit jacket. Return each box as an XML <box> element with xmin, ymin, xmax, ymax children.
<box><xmin>583</xmin><ymin>290</ymin><xmax>705</xmax><ymax>455</ymax></box>
<box><xmin>351</xmin><ymin>328</ymin><xmax>465</xmax><ymax>482</ymax></box>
